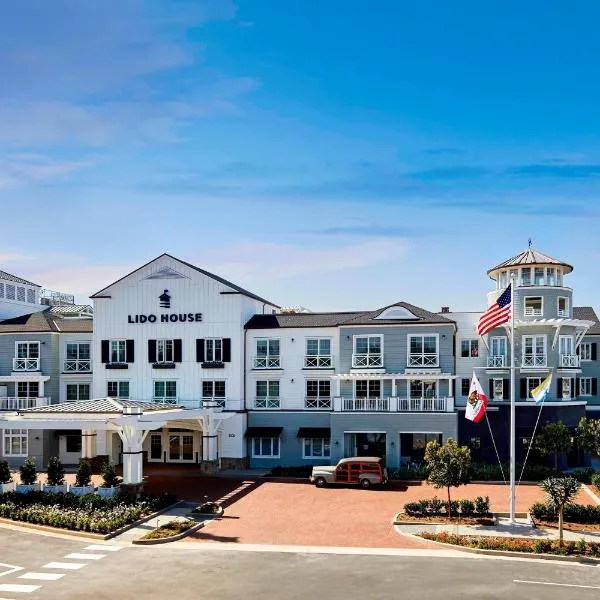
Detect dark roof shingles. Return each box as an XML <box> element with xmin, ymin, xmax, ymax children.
<box><xmin>573</xmin><ymin>306</ymin><xmax>600</xmax><ymax>335</ymax></box>
<box><xmin>0</xmin><ymin>308</ymin><xmax>92</xmax><ymax>334</ymax></box>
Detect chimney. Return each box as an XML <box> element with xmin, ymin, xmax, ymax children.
<box><xmin>441</xmin><ymin>306</ymin><xmax>450</xmax><ymax>313</ymax></box>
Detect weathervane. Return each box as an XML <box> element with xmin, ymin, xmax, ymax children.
<box><xmin>528</xmin><ymin>238</ymin><xmax>532</xmax><ymax>249</ymax></box>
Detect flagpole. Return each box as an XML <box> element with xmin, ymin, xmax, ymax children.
<box><xmin>509</xmin><ymin>277</ymin><xmax>516</xmax><ymax>524</ymax></box>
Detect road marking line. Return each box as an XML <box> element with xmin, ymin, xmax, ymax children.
<box><xmin>0</xmin><ymin>564</ymin><xmax>23</xmax><ymax>578</ymax></box>
<box><xmin>19</xmin><ymin>573</ymin><xmax>64</xmax><ymax>581</ymax></box>
<box><xmin>64</xmin><ymin>553</ymin><xmax>105</xmax><ymax>561</ymax></box>
<box><xmin>514</xmin><ymin>580</ymin><xmax>600</xmax><ymax>590</ymax></box>
<box><xmin>43</xmin><ymin>562</ymin><xmax>85</xmax><ymax>570</ymax></box>
<box><xmin>84</xmin><ymin>545</ymin><xmax>121</xmax><ymax>552</ymax></box>
<box><xmin>0</xmin><ymin>584</ymin><xmax>40</xmax><ymax>593</ymax></box>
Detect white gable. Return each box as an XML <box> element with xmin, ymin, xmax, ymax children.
<box><xmin>143</xmin><ymin>266</ymin><xmax>190</xmax><ymax>280</ymax></box>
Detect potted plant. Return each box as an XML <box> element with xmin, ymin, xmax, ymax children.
<box><xmin>44</xmin><ymin>457</ymin><xmax>67</xmax><ymax>493</ymax></box>
<box><xmin>0</xmin><ymin>460</ymin><xmax>15</xmax><ymax>494</ymax></box>
<box><xmin>69</xmin><ymin>459</ymin><xmax>95</xmax><ymax>496</ymax></box>
<box><xmin>16</xmin><ymin>457</ymin><xmax>40</xmax><ymax>493</ymax></box>
<box><xmin>97</xmin><ymin>462</ymin><xmax>121</xmax><ymax>498</ymax></box>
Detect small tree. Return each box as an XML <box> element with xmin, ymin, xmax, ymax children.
<box><xmin>576</xmin><ymin>417</ymin><xmax>600</xmax><ymax>459</ymax></box>
<box><xmin>535</xmin><ymin>421</ymin><xmax>572</xmax><ymax>470</ymax></box>
<box><xmin>541</xmin><ymin>476</ymin><xmax>581</xmax><ymax>546</ymax></box>
<box><xmin>46</xmin><ymin>457</ymin><xmax>65</xmax><ymax>487</ymax></box>
<box><xmin>100</xmin><ymin>462</ymin><xmax>121</xmax><ymax>488</ymax></box>
<box><xmin>0</xmin><ymin>460</ymin><xmax>12</xmax><ymax>484</ymax></box>
<box><xmin>19</xmin><ymin>457</ymin><xmax>37</xmax><ymax>485</ymax></box>
<box><xmin>75</xmin><ymin>459</ymin><xmax>92</xmax><ymax>488</ymax></box>
<box><xmin>424</xmin><ymin>438</ymin><xmax>471</xmax><ymax>518</ymax></box>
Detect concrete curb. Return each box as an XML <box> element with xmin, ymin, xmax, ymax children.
<box><xmin>132</xmin><ymin>519</ymin><xmax>206</xmax><ymax>545</ymax></box>
<box><xmin>393</xmin><ymin>513</ymin><xmax>499</xmax><ymax>526</ymax></box>
<box><xmin>104</xmin><ymin>500</ymin><xmax>184</xmax><ymax>540</ymax></box>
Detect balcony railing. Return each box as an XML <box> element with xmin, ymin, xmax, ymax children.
<box><xmin>487</xmin><ymin>355</ymin><xmax>506</xmax><ymax>367</ymax></box>
<box><xmin>524</xmin><ymin>307</ymin><xmax>543</xmax><ymax>317</ymax></box>
<box><xmin>352</xmin><ymin>354</ymin><xmax>383</xmax><ymax>368</ymax></box>
<box><xmin>63</xmin><ymin>359</ymin><xmax>91</xmax><ymax>372</ymax></box>
<box><xmin>12</xmin><ymin>358</ymin><xmax>40</xmax><ymax>371</ymax></box>
<box><xmin>253</xmin><ymin>356</ymin><xmax>281</xmax><ymax>369</ymax></box>
<box><xmin>522</xmin><ymin>355</ymin><xmax>546</xmax><ymax>367</ymax></box>
<box><xmin>153</xmin><ymin>396</ymin><xmax>178</xmax><ymax>404</ymax></box>
<box><xmin>557</xmin><ymin>309</ymin><xmax>569</xmax><ymax>318</ymax></box>
<box><xmin>332</xmin><ymin>396</ymin><xmax>454</xmax><ymax>412</ymax></box>
<box><xmin>408</xmin><ymin>354</ymin><xmax>439</xmax><ymax>367</ymax></box>
<box><xmin>304</xmin><ymin>396</ymin><xmax>332</xmax><ymax>410</ymax></box>
<box><xmin>254</xmin><ymin>396</ymin><xmax>280</xmax><ymax>409</ymax></box>
<box><xmin>397</xmin><ymin>397</ymin><xmax>451</xmax><ymax>412</ymax></box>
<box><xmin>304</xmin><ymin>355</ymin><xmax>332</xmax><ymax>368</ymax></box>
<box><xmin>0</xmin><ymin>397</ymin><xmax>50</xmax><ymax>410</ymax></box>
<box><xmin>176</xmin><ymin>398</ymin><xmax>242</xmax><ymax>411</ymax></box>
<box><xmin>560</xmin><ymin>354</ymin><xmax>580</xmax><ymax>368</ymax></box>
<box><xmin>339</xmin><ymin>397</ymin><xmax>389</xmax><ymax>411</ymax></box>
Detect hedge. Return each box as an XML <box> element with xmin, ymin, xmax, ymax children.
<box><xmin>404</xmin><ymin>496</ymin><xmax>490</xmax><ymax>517</ymax></box>
<box><xmin>530</xmin><ymin>501</ymin><xmax>600</xmax><ymax>525</ymax></box>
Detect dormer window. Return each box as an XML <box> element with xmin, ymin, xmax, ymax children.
<box><xmin>524</xmin><ymin>297</ymin><xmax>543</xmax><ymax>317</ymax></box>
<box><xmin>375</xmin><ymin>306</ymin><xmax>419</xmax><ymax>320</ymax></box>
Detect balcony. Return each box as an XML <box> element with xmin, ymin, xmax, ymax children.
<box><xmin>176</xmin><ymin>398</ymin><xmax>243</xmax><ymax>411</ymax></box>
<box><xmin>337</xmin><ymin>397</ymin><xmax>389</xmax><ymax>411</ymax></box>
<box><xmin>408</xmin><ymin>354</ymin><xmax>439</xmax><ymax>367</ymax></box>
<box><xmin>487</xmin><ymin>355</ymin><xmax>506</xmax><ymax>368</ymax></box>
<box><xmin>522</xmin><ymin>355</ymin><xmax>547</xmax><ymax>368</ymax></box>
<box><xmin>304</xmin><ymin>396</ymin><xmax>332</xmax><ymax>410</ymax></box>
<box><xmin>63</xmin><ymin>359</ymin><xmax>91</xmax><ymax>372</ymax></box>
<box><xmin>254</xmin><ymin>396</ymin><xmax>280</xmax><ymax>409</ymax></box>
<box><xmin>557</xmin><ymin>309</ymin><xmax>570</xmax><ymax>318</ymax></box>
<box><xmin>0</xmin><ymin>397</ymin><xmax>50</xmax><ymax>410</ymax></box>
<box><xmin>152</xmin><ymin>396</ymin><xmax>178</xmax><ymax>404</ymax></box>
<box><xmin>12</xmin><ymin>358</ymin><xmax>40</xmax><ymax>372</ymax></box>
<box><xmin>352</xmin><ymin>354</ymin><xmax>383</xmax><ymax>368</ymax></box>
<box><xmin>524</xmin><ymin>307</ymin><xmax>543</xmax><ymax>317</ymax></box>
<box><xmin>253</xmin><ymin>356</ymin><xmax>281</xmax><ymax>369</ymax></box>
<box><xmin>304</xmin><ymin>355</ymin><xmax>332</xmax><ymax>368</ymax></box>
<box><xmin>397</xmin><ymin>397</ymin><xmax>453</xmax><ymax>412</ymax></box>
<box><xmin>560</xmin><ymin>354</ymin><xmax>580</xmax><ymax>368</ymax></box>
<box><xmin>332</xmin><ymin>396</ymin><xmax>454</xmax><ymax>412</ymax></box>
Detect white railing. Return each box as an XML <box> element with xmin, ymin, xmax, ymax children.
<box><xmin>176</xmin><ymin>398</ymin><xmax>242</xmax><ymax>411</ymax></box>
<box><xmin>522</xmin><ymin>354</ymin><xmax>546</xmax><ymax>367</ymax></box>
<box><xmin>304</xmin><ymin>396</ymin><xmax>332</xmax><ymax>409</ymax></box>
<box><xmin>487</xmin><ymin>355</ymin><xmax>506</xmax><ymax>367</ymax></box>
<box><xmin>340</xmin><ymin>397</ymin><xmax>389</xmax><ymax>411</ymax></box>
<box><xmin>12</xmin><ymin>358</ymin><xmax>40</xmax><ymax>371</ymax></box>
<box><xmin>0</xmin><ymin>397</ymin><xmax>50</xmax><ymax>410</ymax></box>
<box><xmin>201</xmin><ymin>397</ymin><xmax>226</xmax><ymax>409</ymax></box>
<box><xmin>560</xmin><ymin>354</ymin><xmax>580</xmax><ymax>368</ymax></box>
<box><xmin>524</xmin><ymin>307</ymin><xmax>543</xmax><ymax>316</ymax></box>
<box><xmin>304</xmin><ymin>355</ymin><xmax>332</xmax><ymax>368</ymax></box>
<box><xmin>254</xmin><ymin>396</ymin><xmax>280</xmax><ymax>409</ymax></box>
<box><xmin>64</xmin><ymin>359</ymin><xmax>91</xmax><ymax>372</ymax></box>
<box><xmin>153</xmin><ymin>396</ymin><xmax>178</xmax><ymax>404</ymax></box>
<box><xmin>408</xmin><ymin>354</ymin><xmax>438</xmax><ymax>367</ymax></box>
<box><xmin>397</xmin><ymin>397</ymin><xmax>452</xmax><ymax>412</ymax></box>
<box><xmin>253</xmin><ymin>356</ymin><xmax>281</xmax><ymax>369</ymax></box>
<box><xmin>557</xmin><ymin>309</ymin><xmax>569</xmax><ymax>318</ymax></box>
<box><xmin>351</xmin><ymin>354</ymin><xmax>383</xmax><ymax>368</ymax></box>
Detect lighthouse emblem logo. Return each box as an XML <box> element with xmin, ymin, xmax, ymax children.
<box><xmin>159</xmin><ymin>289</ymin><xmax>171</xmax><ymax>309</ymax></box>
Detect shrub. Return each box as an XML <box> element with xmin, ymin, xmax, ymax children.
<box><xmin>591</xmin><ymin>473</ymin><xmax>600</xmax><ymax>489</ymax></box>
<box><xmin>470</xmin><ymin>462</ymin><xmax>561</xmax><ymax>482</ymax></box>
<box><xmin>403</xmin><ymin>502</ymin><xmax>422</xmax><ymax>516</ymax></box>
<box><xmin>191</xmin><ymin>501</ymin><xmax>221</xmax><ymax>514</ymax></box>
<box><xmin>75</xmin><ymin>460</ymin><xmax>92</xmax><ymax>488</ymax></box>
<box><xmin>403</xmin><ymin>496</ymin><xmax>489</xmax><ymax>518</ymax></box>
<box><xmin>459</xmin><ymin>499</ymin><xmax>475</xmax><ymax>517</ymax></box>
<box><xmin>0</xmin><ymin>460</ymin><xmax>12</xmax><ymax>485</ymax></box>
<box><xmin>100</xmin><ymin>463</ymin><xmax>121</xmax><ymax>488</ymax></box>
<box><xmin>570</xmin><ymin>468</ymin><xmax>596</xmax><ymax>484</ymax></box>
<box><xmin>474</xmin><ymin>496</ymin><xmax>490</xmax><ymax>515</ymax></box>
<box><xmin>429</xmin><ymin>496</ymin><xmax>444</xmax><ymax>515</ymax></box>
<box><xmin>533</xmin><ymin>539</ymin><xmax>552</xmax><ymax>553</ymax></box>
<box><xmin>19</xmin><ymin>458</ymin><xmax>37</xmax><ymax>486</ymax></box>
<box><xmin>269</xmin><ymin>465</ymin><xmax>313</xmax><ymax>477</ymax></box>
<box><xmin>46</xmin><ymin>457</ymin><xmax>65</xmax><ymax>487</ymax></box>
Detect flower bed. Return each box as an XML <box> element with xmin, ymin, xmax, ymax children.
<box><xmin>0</xmin><ymin>491</ymin><xmax>176</xmax><ymax>534</ymax></box>
<box><xmin>403</xmin><ymin>496</ymin><xmax>491</xmax><ymax>519</ymax></box>
<box><xmin>419</xmin><ymin>532</ymin><xmax>600</xmax><ymax>558</ymax></box>
<box><xmin>142</xmin><ymin>519</ymin><xmax>194</xmax><ymax>540</ymax></box>
<box><xmin>397</xmin><ymin>514</ymin><xmax>495</xmax><ymax>526</ymax></box>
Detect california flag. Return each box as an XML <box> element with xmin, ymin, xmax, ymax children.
<box><xmin>465</xmin><ymin>373</ymin><xmax>488</xmax><ymax>423</ymax></box>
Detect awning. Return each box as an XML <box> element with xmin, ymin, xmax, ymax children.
<box><xmin>244</xmin><ymin>426</ymin><xmax>283</xmax><ymax>438</ymax></box>
<box><xmin>296</xmin><ymin>427</ymin><xmax>331</xmax><ymax>438</ymax></box>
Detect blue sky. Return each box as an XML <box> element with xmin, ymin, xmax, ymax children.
<box><xmin>1</xmin><ymin>1</ymin><xmax>600</xmax><ymax>312</ymax></box>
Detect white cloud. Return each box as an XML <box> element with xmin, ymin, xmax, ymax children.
<box><xmin>0</xmin><ymin>153</ymin><xmax>91</xmax><ymax>188</ymax></box>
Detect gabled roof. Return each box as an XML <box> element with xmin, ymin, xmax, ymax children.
<box><xmin>0</xmin><ymin>269</ymin><xmax>40</xmax><ymax>287</ymax></box>
<box><xmin>488</xmin><ymin>248</ymin><xmax>573</xmax><ymax>276</ymax></box>
<box><xmin>340</xmin><ymin>301</ymin><xmax>455</xmax><ymax>326</ymax></box>
<box><xmin>20</xmin><ymin>398</ymin><xmax>182</xmax><ymax>414</ymax></box>
<box><xmin>0</xmin><ymin>308</ymin><xmax>93</xmax><ymax>333</ymax></box>
<box><xmin>90</xmin><ymin>253</ymin><xmax>279</xmax><ymax>307</ymax></box>
<box><xmin>573</xmin><ymin>306</ymin><xmax>600</xmax><ymax>335</ymax></box>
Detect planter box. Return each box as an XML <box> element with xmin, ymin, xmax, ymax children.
<box><xmin>43</xmin><ymin>484</ymin><xmax>68</xmax><ymax>494</ymax></box>
<box><xmin>97</xmin><ymin>486</ymin><xmax>118</xmax><ymax>498</ymax></box>
<box><xmin>0</xmin><ymin>481</ymin><xmax>16</xmax><ymax>494</ymax></box>
<box><xmin>69</xmin><ymin>485</ymin><xmax>95</xmax><ymax>496</ymax></box>
<box><xmin>16</xmin><ymin>483</ymin><xmax>41</xmax><ymax>493</ymax></box>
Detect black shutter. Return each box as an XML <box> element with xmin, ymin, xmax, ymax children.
<box><xmin>461</xmin><ymin>379</ymin><xmax>469</xmax><ymax>396</ymax></box>
<box><xmin>101</xmin><ymin>340</ymin><xmax>109</xmax><ymax>363</ymax></box>
<box><xmin>451</xmin><ymin>379</ymin><xmax>455</xmax><ymax>397</ymax></box>
<box><xmin>571</xmin><ymin>377</ymin><xmax>576</xmax><ymax>398</ymax></box>
<box><xmin>520</xmin><ymin>378</ymin><xmax>527</xmax><ymax>400</ymax></box>
<box><xmin>148</xmin><ymin>340</ymin><xmax>157</xmax><ymax>363</ymax></box>
<box><xmin>592</xmin><ymin>343</ymin><xmax>597</xmax><ymax>361</ymax></box>
<box><xmin>503</xmin><ymin>379</ymin><xmax>510</xmax><ymax>400</ymax></box>
<box><xmin>557</xmin><ymin>378</ymin><xmax>563</xmax><ymax>399</ymax></box>
<box><xmin>222</xmin><ymin>338</ymin><xmax>231</xmax><ymax>362</ymax></box>
<box><xmin>593</xmin><ymin>378</ymin><xmax>598</xmax><ymax>396</ymax></box>
<box><xmin>126</xmin><ymin>340</ymin><xmax>135</xmax><ymax>363</ymax></box>
<box><xmin>489</xmin><ymin>379</ymin><xmax>494</xmax><ymax>399</ymax></box>
<box><xmin>174</xmin><ymin>339</ymin><xmax>182</xmax><ymax>363</ymax></box>
<box><xmin>196</xmin><ymin>339</ymin><xmax>205</xmax><ymax>362</ymax></box>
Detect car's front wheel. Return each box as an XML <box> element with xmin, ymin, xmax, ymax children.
<box><xmin>314</xmin><ymin>477</ymin><xmax>327</xmax><ymax>488</ymax></box>
<box><xmin>360</xmin><ymin>478</ymin><xmax>371</xmax><ymax>489</ymax></box>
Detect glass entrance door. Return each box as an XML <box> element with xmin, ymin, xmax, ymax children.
<box><xmin>352</xmin><ymin>433</ymin><xmax>386</xmax><ymax>458</ymax></box>
<box><xmin>168</xmin><ymin>434</ymin><xmax>195</xmax><ymax>462</ymax></box>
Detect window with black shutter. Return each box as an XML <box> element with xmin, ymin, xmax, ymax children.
<box><xmin>148</xmin><ymin>340</ymin><xmax>157</xmax><ymax>363</ymax></box>
<box><xmin>461</xmin><ymin>378</ymin><xmax>470</xmax><ymax>396</ymax></box>
<box><xmin>593</xmin><ymin>378</ymin><xmax>598</xmax><ymax>396</ymax></box>
<box><xmin>503</xmin><ymin>379</ymin><xmax>510</xmax><ymax>400</ymax></box>
<box><xmin>593</xmin><ymin>343</ymin><xmax>598</xmax><ymax>361</ymax></box>
<box><xmin>126</xmin><ymin>340</ymin><xmax>134</xmax><ymax>363</ymax></box>
<box><xmin>488</xmin><ymin>379</ymin><xmax>494</xmax><ymax>399</ymax></box>
<box><xmin>173</xmin><ymin>339</ymin><xmax>182</xmax><ymax>363</ymax></box>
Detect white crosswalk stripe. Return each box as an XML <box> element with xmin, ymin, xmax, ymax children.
<box><xmin>19</xmin><ymin>573</ymin><xmax>64</xmax><ymax>581</ymax></box>
<box><xmin>43</xmin><ymin>562</ymin><xmax>85</xmax><ymax>570</ymax></box>
<box><xmin>0</xmin><ymin>584</ymin><xmax>40</xmax><ymax>593</ymax></box>
<box><xmin>64</xmin><ymin>553</ymin><xmax>105</xmax><ymax>561</ymax></box>
<box><xmin>84</xmin><ymin>545</ymin><xmax>121</xmax><ymax>552</ymax></box>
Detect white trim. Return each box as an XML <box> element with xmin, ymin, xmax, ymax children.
<box><xmin>352</xmin><ymin>334</ymin><xmax>384</xmax><ymax>367</ymax></box>
<box><xmin>301</xmin><ymin>437</ymin><xmax>331</xmax><ymax>459</ymax></box>
<box><xmin>459</xmin><ymin>338</ymin><xmax>480</xmax><ymax>359</ymax></box>
<box><xmin>353</xmin><ymin>378</ymin><xmax>382</xmax><ymax>399</ymax></box>
<box><xmin>407</xmin><ymin>333</ymin><xmax>440</xmax><ymax>368</ymax></box>
<box><xmin>579</xmin><ymin>377</ymin><xmax>593</xmax><ymax>397</ymax></box>
<box><xmin>521</xmin><ymin>334</ymin><xmax>546</xmax><ymax>366</ymax></box>
<box><xmin>557</xmin><ymin>296</ymin><xmax>570</xmax><ymax>318</ymax></box>
<box><xmin>2</xmin><ymin>428</ymin><xmax>28</xmax><ymax>457</ymax></box>
<box><xmin>523</xmin><ymin>295</ymin><xmax>543</xmax><ymax>317</ymax></box>
<box><xmin>580</xmin><ymin>342</ymin><xmax>593</xmax><ymax>362</ymax></box>
<box><xmin>250</xmin><ymin>436</ymin><xmax>281</xmax><ymax>458</ymax></box>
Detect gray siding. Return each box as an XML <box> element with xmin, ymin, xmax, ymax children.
<box><xmin>512</xmin><ymin>287</ymin><xmax>573</xmax><ymax>323</ymax></box>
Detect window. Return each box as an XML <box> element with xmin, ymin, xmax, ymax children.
<box><xmin>107</xmin><ymin>381</ymin><xmax>129</xmax><ymax>398</ymax></box>
<box><xmin>557</xmin><ymin>270</ymin><xmax>563</xmax><ymax>286</ymax></box>
<box><xmin>580</xmin><ymin>378</ymin><xmax>593</xmax><ymax>397</ymax></box>
<box><xmin>156</xmin><ymin>339</ymin><xmax>174</xmax><ymax>363</ymax></box>
<box><xmin>522</xmin><ymin>335</ymin><xmax>546</xmax><ymax>366</ymax></box>
<box><xmin>461</xmin><ymin>378</ymin><xmax>470</xmax><ymax>396</ymax></box>
<box><xmin>526</xmin><ymin>377</ymin><xmax>542</xmax><ymax>397</ymax></box>
<box><xmin>4</xmin><ymin>429</ymin><xmax>28</xmax><ymax>456</ymax></box>
<box><xmin>580</xmin><ymin>343</ymin><xmax>593</xmax><ymax>361</ymax></box>
<box><xmin>17</xmin><ymin>382</ymin><xmax>39</xmax><ymax>397</ymax></box>
<box><xmin>488</xmin><ymin>336</ymin><xmax>507</xmax><ymax>366</ymax></box>
<box><xmin>499</xmin><ymin>271</ymin><xmax>508</xmax><ymax>288</ymax></box>
<box><xmin>493</xmin><ymin>378</ymin><xmax>504</xmax><ymax>400</ymax></box>
<box><xmin>408</xmin><ymin>335</ymin><xmax>438</xmax><ymax>367</ymax></box>
<box><xmin>27</xmin><ymin>288</ymin><xmax>35</xmax><ymax>303</ymax></box>
<box><xmin>150</xmin><ymin>434</ymin><xmax>162</xmax><ymax>460</ymax></box>
<box><xmin>154</xmin><ymin>380</ymin><xmax>177</xmax><ymax>402</ymax></box>
<box><xmin>255</xmin><ymin>380</ymin><xmax>280</xmax><ymax>408</ymax></box>
<box><xmin>547</xmin><ymin>268</ymin><xmax>556</xmax><ymax>286</ymax></box>
<box><xmin>355</xmin><ymin>380</ymin><xmax>381</xmax><ymax>398</ymax></box>
<box><xmin>305</xmin><ymin>338</ymin><xmax>332</xmax><ymax>368</ymax></box>
<box><xmin>409</xmin><ymin>380</ymin><xmax>437</xmax><ymax>398</ymax></box>
<box><xmin>524</xmin><ymin>297</ymin><xmax>543</xmax><ymax>316</ymax></box>
<box><xmin>202</xmin><ymin>380</ymin><xmax>226</xmax><ymax>400</ymax></box>
<box><xmin>252</xmin><ymin>437</ymin><xmax>280</xmax><ymax>458</ymax></box>
<box><xmin>460</xmin><ymin>339</ymin><xmax>479</xmax><ymax>358</ymax></box>
<box><xmin>110</xmin><ymin>340</ymin><xmax>126</xmax><ymax>363</ymax></box>
<box><xmin>557</xmin><ymin>297</ymin><xmax>569</xmax><ymax>318</ymax></box>
<box><xmin>65</xmin><ymin>342</ymin><xmax>91</xmax><ymax>371</ymax></box>
<box><xmin>66</xmin><ymin>383</ymin><xmax>90</xmax><ymax>401</ymax></box>
<box><xmin>534</xmin><ymin>268</ymin><xmax>545</xmax><ymax>285</ymax></box>
<box><xmin>305</xmin><ymin>380</ymin><xmax>331</xmax><ymax>408</ymax></box>
<box><xmin>254</xmin><ymin>339</ymin><xmax>280</xmax><ymax>368</ymax></box>
<box><xmin>16</xmin><ymin>341</ymin><xmax>40</xmax><ymax>359</ymax></box>
<box><xmin>352</xmin><ymin>335</ymin><xmax>383</xmax><ymax>367</ymax></box>
<box><xmin>66</xmin><ymin>434</ymin><xmax>82</xmax><ymax>453</ymax></box>
<box><xmin>303</xmin><ymin>438</ymin><xmax>331</xmax><ymax>458</ymax></box>
<box><xmin>559</xmin><ymin>336</ymin><xmax>575</xmax><ymax>366</ymax></box>
<box><xmin>205</xmin><ymin>339</ymin><xmax>223</xmax><ymax>362</ymax></box>
<box><xmin>561</xmin><ymin>377</ymin><xmax>572</xmax><ymax>399</ymax></box>
<box><xmin>521</xmin><ymin>267</ymin><xmax>531</xmax><ymax>286</ymax></box>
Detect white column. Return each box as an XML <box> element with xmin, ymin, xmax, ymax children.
<box><xmin>38</xmin><ymin>380</ymin><xmax>44</xmax><ymax>398</ymax></box>
<box><xmin>81</xmin><ymin>429</ymin><xmax>97</xmax><ymax>459</ymax></box>
<box><xmin>118</xmin><ymin>407</ymin><xmax>147</xmax><ymax>485</ymax></box>
<box><xmin>200</xmin><ymin>416</ymin><xmax>218</xmax><ymax>462</ymax></box>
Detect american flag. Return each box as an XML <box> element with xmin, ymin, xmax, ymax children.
<box><xmin>477</xmin><ymin>284</ymin><xmax>512</xmax><ymax>336</ymax></box>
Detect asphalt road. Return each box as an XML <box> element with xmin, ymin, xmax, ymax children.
<box><xmin>1</xmin><ymin>528</ymin><xmax>600</xmax><ymax>600</ymax></box>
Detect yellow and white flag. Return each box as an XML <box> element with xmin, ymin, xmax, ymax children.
<box><xmin>530</xmin><ymin>373</ymin><xmax>553</xmax><ymax>405</ymax></box>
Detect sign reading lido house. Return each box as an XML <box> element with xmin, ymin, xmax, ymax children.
<box><xmin>127</xmin><ymin>312</ymin><xmax>203</xmax><ymax>324</ymax></box>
